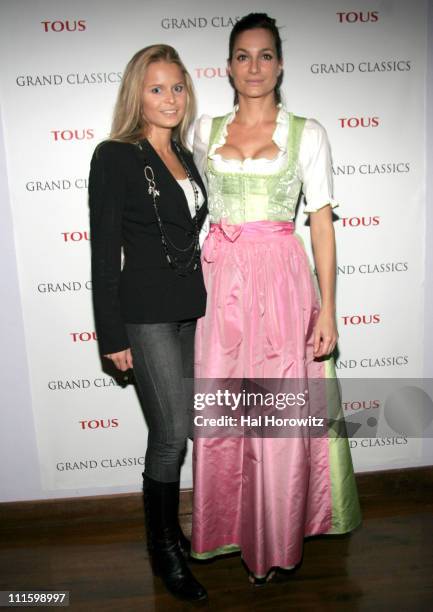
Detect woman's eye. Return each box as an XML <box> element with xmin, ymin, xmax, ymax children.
<box><xmin>151</xmin><ymin>87</ymin><xmax>161</xmax><ymax>94</ymax></box>
<box><xmin>174</xmin><ymin>84</ymin><xmax>184</xmax><ymax>93</ymax></box>
<box><xmin>263</xmin><ymin>54</ymin><xmax>274</xmax><ymax>61</ymax></box>
<box><xmin>236</xmin><ymin>54</ymin><xmax>248</xmax><ymax>62</ymax></box>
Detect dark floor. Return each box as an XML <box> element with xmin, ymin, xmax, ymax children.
<box><xmin>1</xmin><ymin>496</ymin><xmax>432</xmax><ymax>611</ymax></box>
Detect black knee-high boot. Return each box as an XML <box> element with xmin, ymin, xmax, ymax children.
<box><xmin>142</xmin><ymin>473</ymin><xmax>191</xmax><ymax>558</ymax></box>
<box><xmin>170</xmin><ymin>477</ymin><xmax>192</xmax><ymax>558</ymax></box>
<box><xmin>143</xmin><ymin>474</ymin><xmax>207</xmax><ymax>601</ymax></box>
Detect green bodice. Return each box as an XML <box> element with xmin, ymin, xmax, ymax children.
<box><xmin>206</xmin><ymin>112</ymin><xmax>306</xmax><ymax>224</ymax></box>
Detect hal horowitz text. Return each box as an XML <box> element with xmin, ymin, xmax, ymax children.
<box><xmin>194</xmin><ymin>415</ymin><xmax>325</xmax><ymax>427</ymax></box>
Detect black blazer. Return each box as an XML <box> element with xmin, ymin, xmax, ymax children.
<box><xmin>88</xmin><ymin>138</ymin><xmax>208</xmax><ymax>355</ymax></box>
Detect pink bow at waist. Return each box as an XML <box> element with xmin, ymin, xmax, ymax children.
<box><xmin>203</xmin><ymin>219</ymin><xmax>295</xmax><ymax>262</ymax></box>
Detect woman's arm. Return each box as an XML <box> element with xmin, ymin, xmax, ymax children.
<box><xmin>310</xmin><ymin>205</ymin><xmax>338</xmax><ymax>358</ymax></box>
<box><xmin>299</xmin><ymin>119</ymin><xmax>339</xmax><ymax>358</ymax></box>
<box><xmin>89</xmin><ymin>142</ymin><xmax>132</xmax><ymax>370</ymax></box>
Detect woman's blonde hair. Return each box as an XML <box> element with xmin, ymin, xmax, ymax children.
<box><xmin>110</xmin><ymin>44</ymin><xmax>196</xmax><ymax>147</ymax></box>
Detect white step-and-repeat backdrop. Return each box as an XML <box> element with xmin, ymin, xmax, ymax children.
<box><xmin>0</xmin><ymin>0</ymin><xmax>427</xmax><ymax>492</ymax></box>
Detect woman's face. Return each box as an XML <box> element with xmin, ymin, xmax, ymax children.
<box><xmin>228</xmin><ymin>28</ymin><xmax>282</xmax><ymax>101</ymax></box>
<box><xmin>141</xmin><ymin>61</ymin><xmax>187</xmax><ymax>132</ymax></box>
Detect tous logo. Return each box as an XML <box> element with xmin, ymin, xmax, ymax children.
<box><xmin>70</xmin><ymin>332</ymin><xmax>97</xmax><ymax>342</ymax></box>
<box><xmin>51</xmin><ymin>129</ymin><xmax>94</xmax><ymax>141</ymax></box>
<box><xmin>41</xmin><ymin>20</ymin><xmax>86</xmax><ymax>32</ymax></box>
<box><xmin>341</xmin><ymin>216</ymin><xmax>380</xmax><ymax>227</ymax></box>
<box><xmin>343</xmin><ymin>400</ymin><xmax>380</xmax><ymax>411</ymax></box>
<box><xmin>79</xmin><ymin>419</ymin><xmax>119</xmax><ymax>430</ymax></box>
<box><xmin>336</xmin><ymin>11</ymin><xmax>379</xmax><ymax>23</ymax></box>
<box><xmin>194</xmin><ymin>67</ymin><xmax>228</xmax><ymax>79</ymax></box>
<box><xmin>338</xmin><ymin>117</ymin><xmax>379</xmax><ymax>128</ymax></box>
<box><xmin>61</xmin><ymin>231</ymin><xmax>90</xmax><ymax>242</ymax></box>
<box><xmin>342</xmin><ymin>314</ymin><xmax>381</xmax><ymax>326</ymax></box>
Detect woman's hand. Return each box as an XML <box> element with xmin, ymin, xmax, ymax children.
<box><xmin>104</xmin><ymin>348</ymin><xmax>133</xmax><ymax>371</ymax></box>
<box><xmin>313</xmin><ymin>309</ymin><xmax>338</xmax><ymax>358</ymax></box>
<box><xmin>309</xmin><ymin>205</ymin><xmax>338</xmax><ymax>358</ymax></box>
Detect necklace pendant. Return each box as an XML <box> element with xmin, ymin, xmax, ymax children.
<box><xmin>142</xmin><ymin>145</ymin><xmax>201</xmax><ymax>277</ymax></box>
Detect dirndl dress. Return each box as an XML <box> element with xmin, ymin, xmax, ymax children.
<box><xmin>191</xmin><ymin>108</ymin><xmax>362</xmax><ymax>577</ymax></box>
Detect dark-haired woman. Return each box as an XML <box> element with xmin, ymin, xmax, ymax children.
<box><xmin>89</xmin><ymin>45</ymin><xmax>208</xmax><ymax>601</ymax></box>
<box><xmin>191</xmin><ymin>14</ymin><xmax>361</xmax><ymax>583</ymax></box>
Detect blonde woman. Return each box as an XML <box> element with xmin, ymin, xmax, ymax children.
<box><xmin>89</xmin><ymin>45</ymin><xmax>208</xmax><ymax>601</ymax></box>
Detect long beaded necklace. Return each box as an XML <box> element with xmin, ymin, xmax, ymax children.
<box><xmin>136</xmin><ymin>140</ymin><xmax>201</xmax><ymax>276</ymax></box>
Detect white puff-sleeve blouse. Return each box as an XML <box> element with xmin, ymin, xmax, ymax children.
<box><xmin>193</xmin><ymin>105</ymin><xmax>338</xmax><ymax>216</ymax></box>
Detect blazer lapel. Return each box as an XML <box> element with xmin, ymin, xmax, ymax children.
<box><xmin>184</xmin><ymin>153</ymin><xmax>207</xmax><ymax>202</ymax></box>
<box><xmin>137</xmin><ymin>139</ymin><xmax>207</xmax><ymax>226</ymax></box>
<box><xmin>178</xmin><ymin>146</ymin><xmax>208</xmax><ymax>225</ymax></box>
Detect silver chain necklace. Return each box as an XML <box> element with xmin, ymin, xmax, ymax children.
<box><xmin>136</xmin><ymin>140</ymin><xmax>201</xmax><ymax>276</ymax></box>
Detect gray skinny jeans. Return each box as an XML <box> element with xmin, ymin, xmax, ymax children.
<box><xmin>126</xmin><ymin>319</ymin><xmax>196</xmax><ymax>483</ymax></box>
